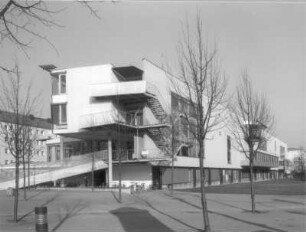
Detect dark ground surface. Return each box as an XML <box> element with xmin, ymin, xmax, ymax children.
<box><xmin>180</xmin><ymin>179</ymin><xmax>306</xmax><ymax>195</ymax></box>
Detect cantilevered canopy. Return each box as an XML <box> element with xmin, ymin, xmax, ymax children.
<box><xmin>39</xmin><ymin>64</ymin><xmax>57</xmax><ymax>72</ymax></box>
<box><xmin>112</xmin><ymin>66</ymin><xmax>143</xmax><ymax>81</ymax></box>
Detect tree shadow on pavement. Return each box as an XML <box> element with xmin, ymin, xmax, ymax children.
<box><xmin>110</xmin><ymin>207</ymin><xmax>175</xmax><ymax>232</ymax></box>
<box><xmin>51</xmin><ymin>200</ymin><xmax>88</xmax><ymax>232</ymax></box>
<box><xmin>111</xmin><ymin>190</ymin><xmax>121</xmax><ymax>203</ymax></box>
<box><xmin>26</xmin><ymin>189</ymin><xmax>48</xmax><ymax>201</ymax></box>
<box><xmin>163</xmin><ymin>192</ymin><xmax>287</xmax><ymax>232</ymax></box>
<box><xmin>134</xmin><ymin>195</ymin><xmax>202</xmax><ymax>232</ymax></box>
<box><xmin>18</xmin><ymin>192</ymin><xmax>60</xmax><ymax>222</ymax></box>
<box><xmin>273</xmin><ymin>199</ymin><xmax>304</xmax><ymax>205</ymax></box>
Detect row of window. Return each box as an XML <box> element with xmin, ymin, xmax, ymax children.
<box><xmin>255</xmin><ymin>153</ymin><xmax>278</xmax><ymax>164</ymax></box>
<box><xmin>2</xmin><ymin>124</ymin><xmax>46</xmax><ymax>135</ymax></box>
<box><xmin>1</xmin><ymin>148</ymin><xmax>45</xmax><ymax>156</ymax></box>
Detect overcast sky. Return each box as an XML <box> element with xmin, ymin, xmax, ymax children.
<box><xmin>1</xmin><ymin>1</ymin><xmax>305</xmax><ymax>148</ymax></box>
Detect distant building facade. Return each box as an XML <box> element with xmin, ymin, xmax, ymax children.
<box><xmin>0</xmin><ymin>111</ymin><xmax>52</xmax><ymax>166</ymax></box>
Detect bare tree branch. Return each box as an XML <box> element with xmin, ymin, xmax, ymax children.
<box><xmin>0</xmin><ymin>63</ymin><xmax>42</xmax><ymax>221</ymax></box>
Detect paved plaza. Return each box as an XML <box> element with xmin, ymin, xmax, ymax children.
<box><xmin>0</xmin><ymin>184</ymin><xmax>305</xmax><ymax>232</ymax></box>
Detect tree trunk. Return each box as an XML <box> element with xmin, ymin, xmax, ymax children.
<box><xmin>91</xmin><ymin>151</ymin><xmax>94</xmax><ymax>192</ymax></box>
<box><xmin>249</xmin><ymin>150</ymin><xmax>256</xmax><ymax>213</ymax></box>
<box><xmin>14</xmin><ymin>153</ymin><xmax>19</xmax><ymax>222</ymax></box>
<box><xmin>171</xmin><ymin>126</ymin><xmax>174</xmax><ymax>195</ymax></box>
<box><xmin>27</xmin><ymin>153</ymin><xmax>30</xmax><ymax>190</ymax></box>
<box><xmin>199</xmin><ymin>141</ymin><xmax>211</xmax><ymax>232</ymax></box>
<box><xmin>22</xmin><ymin>154</ymin><xmax>26</xmax><ymax>200</ymax></box>
<box><xmin>118</xmin><ymin>149</ymin><xmax>122</xmax><ymax>203</ymax></box>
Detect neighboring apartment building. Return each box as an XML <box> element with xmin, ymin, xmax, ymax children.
<box><xmin>40</xmin><ymin>59</ymin><xmax>287</xmax><ymax>189</ymax></box>
<box><xmin>0</xmin><ymin>111</ymin><xmax>52</xmax><ymax>166</ymax></box>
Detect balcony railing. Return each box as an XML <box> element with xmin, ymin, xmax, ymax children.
<box><xmin>73</xmin><ymin>149</ymin><xmax>168</xmax><ymax>162</ymax></box>
<box><xmin>240</xmin><ymin>152</ymin><xmax>279</xmax><ymax>168</ymax></box>
<box><xmin>79</xmin><ymin>109</ymin><xmax>168</xmax><ymax>129</ymax></box>
<box><xmin>89</xmin><ymin>80</ymin><xmax>154</xmax><ymax>98</ymax></box>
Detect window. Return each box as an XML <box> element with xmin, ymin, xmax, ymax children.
<box><xmin>52</xmin><ymin>74</ymin><xmax>66</xmax><ymax>95</ymax></box>
<box><xmin>5</xmin><ymin>148</ymin><xmax>8</xmax><ymax>154</ymax></box>
<box><xmin>52</xmin><ymin>104</ymin><xmax>67</xmax><ymax>125</ymax></box>
<box><xmin>56</xmin><ymin>146</ymin><xmax>61</xmax><ymax>160</ymax></box>
<box><xmin>280</xmin><ymin>146</ymin><xmax>285</xmax><ymax>158</ymax></box>
<box><xmin>5</xmin><ymin>160</ymin><xmax>8</xmax><ymax>165</ymax></box>
<box><xmin>4</xmin><ymin>136</ymin><xmax>8</xmax><ymax>142</ymax></box>
<box><xmin>227</xmin><ymin>136</ymin><xmax>231</xmax><ymax>164</ymax></box>
<box><xmin>180</xmin><ymin>146</ymin><xmax>189</xmax><ymax>157</ymax></box>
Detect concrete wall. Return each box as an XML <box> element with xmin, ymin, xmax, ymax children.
<box><xmin>205</xmin><ymin>130</ymin><xmax>243</xmax><ymax>169</ymax></box>
<box><xmin>53</xmin><ymin>64</ymin><xmax>118</xmax><ymax>134</ymax></box>
<box><xmin>142</xmin><ymin>59</ymin><xmax>172</xmax><ymax>114</ymax></box>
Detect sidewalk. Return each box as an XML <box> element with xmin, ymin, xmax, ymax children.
<box><xmin>0</xmin><ymin>189</ymin><xmax>305</xmax><ymax>232</ymax></box>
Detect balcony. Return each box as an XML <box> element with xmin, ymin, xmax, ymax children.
<box><xmin>89</xmin><ymin>81</ymin><xmax>155</xmax><ymax>99</ymax></box>
<box><xmin>79</xmin><ymin>109</ymin><xmax>168</xmax><ymax>130</ymax></box>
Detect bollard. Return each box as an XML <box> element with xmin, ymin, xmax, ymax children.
<box><xmin>35</xmin><ymin>206</ymin><xmax>48</xmax><ymax>232</ymax></box>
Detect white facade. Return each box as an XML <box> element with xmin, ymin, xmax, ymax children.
<box><xmin>42</xmin><ymin>59</ymin><xmax>288</xmax><ymax>188</ymax></box>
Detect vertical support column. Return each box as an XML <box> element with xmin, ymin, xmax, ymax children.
<box><xmin>108</xmin><ymin>139</ymin><xmax>113</xmax><ymax>187</ymax></box>
<box><xmin>60</xmin><ymin>136</ymin><xmax>64</xmax><ymax>160</ymax></box>
<box><xmin>193</xmin><ymin>168</ymin><xmax>196</xmax><ymax>188</ymax></box>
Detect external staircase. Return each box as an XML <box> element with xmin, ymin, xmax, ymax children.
<box><xmin>145</xmin><ymin>96</ymin><xmax>170</xmax><ymax>151</ymax></box>
<box><xmin>147</xmin><ymin>97</ymin><xmax>167</xmax><ymax>123</ymax></box>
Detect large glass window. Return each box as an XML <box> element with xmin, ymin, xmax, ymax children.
<box><xmin>52</xmin><ymin>74</ymin><xmax>66</xmax><ymax>95</ymax></box>
<box><xmin>60</xmin><ymin>74</ymin><xmax>66</xmax><ymax>94</ymax></box>
<box><xmin>52</xmin><ymin>104</ymin><xmax>67</xmax><ymax>125</ymax></box>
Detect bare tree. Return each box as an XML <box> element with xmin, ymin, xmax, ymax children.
<box><xmin>171</xmin><ymin>16</ymin><xmax>227</xmax><ymax>232</ymax></box>
<box><xmin>228</xmin><ymin>71</ymin><xmax>274</xmax><ymax>212</ymax></box>
<box><xmin>0</xmin><ymin>64</ymin><xmax>40</xmax><ymax>222</ymax></box>
<box><xmin>0</xmin><ymin>0</ymin><xmax>100</xmax><ymax>72</ymax></box>
<box><xmin>293</xmin><ymin>146</ymin><xmax>306</xmax><ymax>180</ymax></box>
<box><xmin>20</xmin><ymin>123</ymin><xmax>41</xmax><ymax>199</ymax></box>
